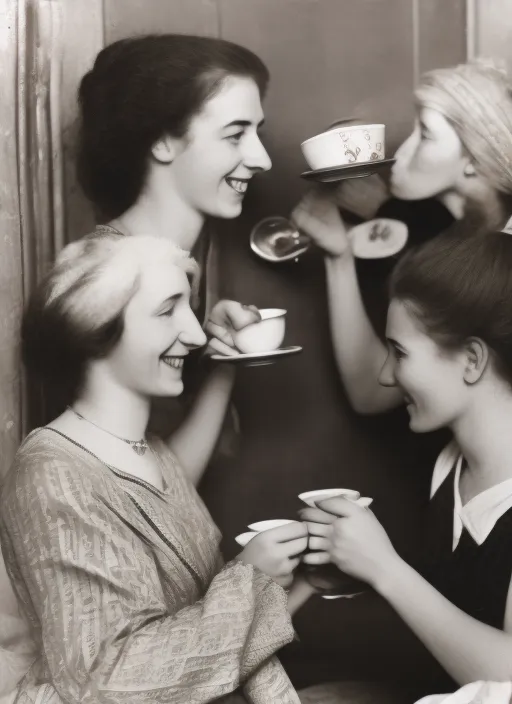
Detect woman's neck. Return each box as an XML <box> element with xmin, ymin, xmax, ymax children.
<box><xmin>109</xmin><ymin>185</ymin><xmax>205</xmax><ymax>252</ymax></box>
<box><xmin>437</xmin><ymin>190</ymin><xmax>465</xmax><ymax>220</ymax></box>
<box><xmin>452</xmin><ymin>388</ymin><xmax>512</xmax><ymax>490</ymax></box>
<box><xmin>73</xmin><ymin>368</ymin><xmax>151</xmax><ymax>441</ymax></box>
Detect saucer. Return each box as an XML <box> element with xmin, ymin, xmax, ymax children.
<box><xmin>248</xmin><ymin>519</ymin><xmax>296</xmax><ymax>531</ymax></box>
<box><xmin>234</xmin><ymin>531</ymin><xmax>258</xmax><ymax>547</ymax></box>
<box><xmin>299</xmin><ymin>488</ymin><xmax>360</xmax><ymax>507</ymax></box>
<box><xmin>301</xmin><ymin>158</ymin><xmax>395</xmax><ymax>183</ymax></box>
<box><xmin>211</xmin><ymin>345</ymin><xmax>302</xmax><ymax>366</ymax></box>
<box><xmin>350</xmin><ymin>218</ymin><xmax>408</xmax><ymax>259</ymax></box>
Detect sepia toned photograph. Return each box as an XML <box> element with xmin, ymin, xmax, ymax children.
<box><xmin>1</xmin><ymin>1</ymin><xmax>512</xmax><ymax>702</ymax></box>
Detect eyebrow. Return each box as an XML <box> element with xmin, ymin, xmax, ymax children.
<box><xmin>223</xmin><ymin>118</ymin><xmax>266</xmax><ymax>130</ymax></box>
<box><xmin>385</xmin><ymin>337</ymin><xmax>403</xmax><ymax>349</ymax></box>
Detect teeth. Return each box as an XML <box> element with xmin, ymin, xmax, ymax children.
<box><xmin>226</xmin><ymin>178</ymin><xmax>249</xmax><ymax>194</ymax></box>
<box><xmin>162</xmin><ymin>357</ymin><xmax>184</xmax><ymax>369</ymax></box>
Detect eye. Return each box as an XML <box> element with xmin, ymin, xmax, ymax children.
<box><xmin>226</xmin><ymin>131</ymin><xmax>244</xmax><ymax>144</ymax></box>
<box><xmin>393</xmin><ymin>346</ymin><xmax>407</xmax><ymax>361</ymax></box>
<box><xmin>159</xmin><ymin>303</ymin><xmax>177</xmax><ymax>317</ymax></box>
<box><xmin>419</xmin><ymin>123</ymin><xmax>431</xmax><ymax>140</ymax></box>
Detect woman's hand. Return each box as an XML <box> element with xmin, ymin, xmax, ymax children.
<box><xmin>239</xmin><ymin>522</ymin><xmax>308</xmax><ymax>589</ymax></box>
<box><xmin>205</xmin><ymin>300</ymin><xmax>260</xmax><ymax>356</ymax></box>
<box><xmin>290</xmin><ymin>190</ymin><xmax>351</xmax><ymax>258</ymax></box>
<box><xmin>300</xmin><ymin>497</ymin><xmax>400</xmax><ymax>590</ymax></box>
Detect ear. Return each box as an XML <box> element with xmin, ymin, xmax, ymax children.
<box><xmin>151</xmin><ymin>135</ymin><xmax>179</xmax><ymax>164</ymax></box>
<box><xmin>463</xmin><ymin>337</ymin><xmax>488</xmax><ymax>384</ymax></box>
<box><xmin>463</xmin><ymin>160</ymin><xmax>477</xmax><ymax>178</ymax></box>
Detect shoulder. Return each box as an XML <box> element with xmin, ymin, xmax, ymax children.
<box><xmin>1</xmin><ymin>428</ymin><xmax>113</xmax><ymax>522</ymax></box>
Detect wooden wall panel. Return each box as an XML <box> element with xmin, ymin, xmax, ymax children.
<box><xmin>418</xmin><ymin>0</ymin><xmax>466</xmax><ymax>75</ymax></box>
<box><xmin>60</xmin><ymin>0</ymin><xmax>104</xmax><ymax>241</ymax></box>
<box><xmin>104</xmin><ymin>0</ymin><xmax>219</xmax><ymax>43</ymax></box>
<box><xmin>0</xmin><ymin>0</ymin><xmax>23</xmax><ymax>475</ymax></box>
<box><xmin>473</xmin><ymin>0</ymin><xmax>512</xmax><ymax>73</ymax></box>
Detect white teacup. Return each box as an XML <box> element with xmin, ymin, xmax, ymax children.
<box><xmin>235</xmin><ymin>519</ymin><xmax>297</xmax><ymax>547</ymax></box>
<box><xmin>233</xmin><ymin>308</ymin><xmax>286</xmax><ymax>354</ymax></box>
<box><xmin>298</xmin><ymin>488</ymin><xmax>360</xmax><ymax>508</ymax></box>
<box><xmin>234</xmin><ymin>531</ymin><xmax>258</xmax><ymax>547</ymax></box>
<box><xmin>247</xmin><ymin>519</ymin><xmax>296</xmax><ymax>532</ymax></box>
<box><xmin>301</xmin><ymin>123</ymin><xmax>385</xmax><ymax>171</ymax></box>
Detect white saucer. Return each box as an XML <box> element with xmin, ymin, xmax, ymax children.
<box><xmin>350</xmin><ymin>218</ymin><xmax>408</xmax><ymax>259</ymax></box>
<box><xmin>301</xmin><ymin>158</ymin><xmax>395</xmax><ymax>183</ymax></box>
<box><xmin>211</xmin><ymin>345</ymin><xmax>302</xmax><ymax>366</ymax></box>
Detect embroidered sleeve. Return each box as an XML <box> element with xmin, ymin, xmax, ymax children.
<box><xmin>0</xmin><ymin>454</ymin><xmax>295</xmax><ymax>704</ymax></box>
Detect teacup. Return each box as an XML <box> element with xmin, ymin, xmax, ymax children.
<box><xmin>247</xmin><ymin>519</ymin><xmax>296</xmax><ymax>531</ymax></box>
<box><xmin>298</xmin><ymin>488</ymin><xmax>360</xmax><ymax>507</ymax></box>
<box><xmin>234</xmin><ymin>531</ymin><xmax>258</xmax><ymax>547</ymax></box>
<box><xmin>298</xmin><ymin>489</ymin><xmax>372</xmax><ymax>598</ymax></box>
<box><xmin>235</xmin><ymin>519</ymin><xmax>297</xmax><ymax>547</ymax></box>
<box><xmin>301</xmin><ymin>123</ymin><xmax>385</xmax><ymax>171</ymax></box>
<box><xmin>233</xmin><ymin>308</ymin><xmax>286</xmax><ymax>354</ymax></box>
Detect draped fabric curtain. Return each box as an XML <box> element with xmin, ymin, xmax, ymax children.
<box><xmin>19</xmin><ymin>0</ymin><xmax>65</xmax><ymax>436</ymax></box>
<box><xmin>0</xmin><ymin>0</ymin><xmax>65</xmax><ymax>474</ymax></box>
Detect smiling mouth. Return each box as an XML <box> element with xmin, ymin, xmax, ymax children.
<box><xmin>225</xmin><ymin>177</ymin><xmax>250</xmax><ymax>195</ymax></box>
<box><xmin>161</xmin><ymin>356</ymin><xmax>185</xmax><ymax>369</ymax></box>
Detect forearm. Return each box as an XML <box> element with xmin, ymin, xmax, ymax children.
<box><xmin>168</xmin><ymin>364</ymin><xmax>236</xmax><ymax>485</ymax></box>
<box><xmin>376</xmin><ymin>556</ymin><xmax>512</xmax><ymax>685</ymax></box>
<box><xmin>324</xmin><ymin>254</ymin><xmax>402</xmax><ymax>413</ymax></box>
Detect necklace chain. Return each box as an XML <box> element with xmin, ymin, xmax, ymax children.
<box><xmin>67</xmin><ymin>406</ymin><xmax>149</xmax><ymax>456</ymax></box>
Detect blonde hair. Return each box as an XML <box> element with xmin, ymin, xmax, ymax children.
<box><xmin>48</xmin><ymin>232</ymin><xmax>198</xmax><ymax>327</ymax></box>
<box><xmin>416</xmin><ymin>60</ymin><xmax>512</xmax><ymax>196</ymax></box>
<box><xmin>22</xmin><ymin>231</ymin><xmax>199</xmax><ymax>401</ymax></box>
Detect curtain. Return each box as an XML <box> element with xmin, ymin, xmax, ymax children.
<box><xmin>0</xmin><ymin>0</ymin><xmax>65</xmax><ymax>473</ymax></box>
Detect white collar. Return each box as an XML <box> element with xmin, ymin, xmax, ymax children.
<box><xmin>431</xmin><ymin>442</ymin><xmax>512</xmax><ymax>549</ymax></box>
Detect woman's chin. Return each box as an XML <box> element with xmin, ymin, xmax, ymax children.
<box><xmin>154</xmin><ymin>380</ymin><xmax>184</xmax><ymax>398</ymax></box>
<box><xmin>408</xmin><ymin>412</ymin><xmax>439</xmax><ymax>434</ymax></box>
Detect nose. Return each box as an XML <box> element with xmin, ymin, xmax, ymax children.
<box><xmin>378</xmin><ymin>351</ymin><xmax>397</xmax><ymax>388</ymax></box>
<box><xmin>180</xmin><ymin>308</ymin><xmax>207</xmax><ymax>350</ymax></box>
<box><xmin>244</xmin><ymin>133</ymin><xmax>272</xmax><ymax>173</ymax></box>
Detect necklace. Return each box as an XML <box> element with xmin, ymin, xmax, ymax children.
<box><xmin>68</xmin><ymin>406</ymin><xmax>149</xmax><ymax>456</ymax></box>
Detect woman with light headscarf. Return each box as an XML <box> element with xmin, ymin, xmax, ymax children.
<box><xmin>292</xmin><ymin>60</ymin><xmax>512</xmax><ymax>415</ymax></box>
<box><xmin>285</xmin><ymin>62</ymin><xmax>512</xmax><ymax>698</ymax></box>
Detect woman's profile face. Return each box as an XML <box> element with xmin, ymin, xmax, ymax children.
<box><xmin>166</xmin><ymin>75</ymin><xmax>272</xmax><ymax>220</ymax></box>
<box><xmin>104</xmin><ymin>261</ymin><xmax>206</xmax><ymax>398</ymax></box>
<box><xmin>390</xmin><ymin>106</ymin><xmax>467</xmax><ymax>201</ymax></box>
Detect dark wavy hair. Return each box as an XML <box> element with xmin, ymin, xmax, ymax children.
<box><xmin>390</xmin><ymin>213</ymin><xmax>512</xmax><ymax>386</ymax></box>
<box><xmin>77</xmin><ymin>34</ymin><xmax>270</xmax><ymax>219</ymax></box>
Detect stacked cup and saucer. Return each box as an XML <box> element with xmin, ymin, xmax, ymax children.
<box><xmin>235</xmin><ymin>487</ymin><xmax>374</xmax><ymax>600</ymax></box>
<box><xmin>211</xmin><ymin>308</ymin><xmax>302</xmax><ymax>366</ymax></box>
<box><xmin>251</xmin><ymin>120</ymin><xmax>408</xmax><ymax>264</ymax></box>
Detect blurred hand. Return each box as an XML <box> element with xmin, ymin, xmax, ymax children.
<box><xmin>300</xmin><ymin>497</ymin><xmax>399</xmax><ymax>589</ymax></box>
<box><xmin>239</xmin><ymin>521</ymin><xmax>308</xmax><ymax>588</ymax></box>
<box><xmin>290</xmin><ymin>190</ymin><xmax>351</xmax><ymax>258</ymax></box>
<box><xmin>205</xmin><ymin>300</ymin><xmax>260</xmax><ymax>356</ymax></box>
<box><xmin>332</xmin><ymin>173</ymin><xmax>389</xmax><ymax>220</ymax></box>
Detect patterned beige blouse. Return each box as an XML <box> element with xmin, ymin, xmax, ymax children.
<box><xmin>0</xmin><ymin>429</ymin><xmax>299</xmax><ymax>704</ymax></box>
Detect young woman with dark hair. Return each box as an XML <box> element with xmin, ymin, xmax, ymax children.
<box><xmin>60</xmin><ymin>34</ymin><xmax>276</xmax><ymax>487</ymax></box>
<box><xmin>302</xmin><ymin>224</ymin><xmax>512</xmax><ymax>694</ymax></box>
